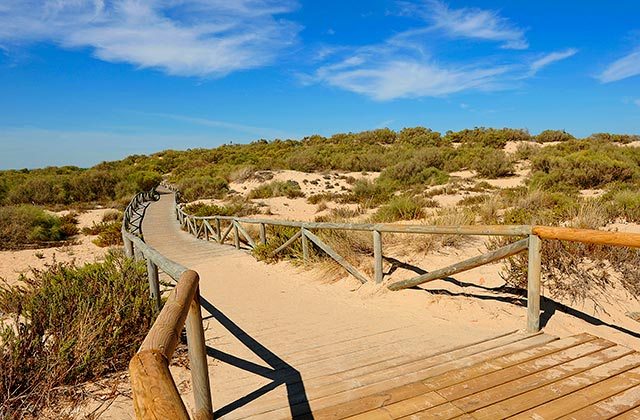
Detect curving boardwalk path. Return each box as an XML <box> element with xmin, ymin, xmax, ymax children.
<box><xmin>140</xmin><ymin>191</ymin><xmax>640</xmax><ymax>419</ymax></box>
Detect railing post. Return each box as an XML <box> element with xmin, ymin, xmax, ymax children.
<box><xmin>260</xmin><ymin>223</ymin><xmax>266</xmax><ymax>245</ymax></box>
<box><xmin>233</xmin><ymin>220</ymin><xmax>240</xmax><ymax>249</ymax></box>
<box><xmin>146</xmin><ymin>258</ymin><xmax>161</xmax><ymax>312</ymax></box>
<box><xmin>527</xmin><ymin>234</ymin><xmax>542</xmax><ymax>333</ymax></box>
<box><xmin>123</xmin><ymin>235</ymin><xmax>134</xmax><ymax>258</ymax></box>
<box><xmin>185</xmin><ymin>287</ymin><xmax>214</xmax><ymax>420</ymax></box>
<box><xmin>373</xmin><ymin>230</ymin><xmax>383</xmax><ymax>284</ymax></box>
<box><xmin>216</xmin><ymin>218</ymin><xmax>221</xmax><ymax>242</ymax></box>
<box><xmin>301</xmin><ymin>228</ymin><xmax>309</xmax><ymax>261</ymax></box>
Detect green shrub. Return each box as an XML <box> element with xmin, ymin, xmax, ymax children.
<box><xmin>514</xmin><ymin>142</ymin><xmax>541</xmax><ymax>160</ymax></box>
<box><xmin>0</xmin><ymin>205</ymin><xmax>79</xmax><ymax>249</ymax></box>
<box><xmin>178</xmin><ymin>176</ymin><xmax>229</xmax><ymax>202</ymax></box>
<box><xmin>397</xmin><ymin>127</ymin><xmax>446</xmax><ymax>146</ymax></box>
<box><xmin>371</xmin><ymin>195</ymin><xmax>430</xmax><ymax>222</ymax></box>
<box><xmin>345</xmin><ymin>179</ymin><xmax>396</xmax><ymax>208</ymax></box>
<box><xmin>380</xmin><ymin>148</ymin><xmax>451</xmax><ymax>186</ymax></box>
<box><xmin>248</xmin><ymin>180</ymin><xmax>304</xmax><ymax>199</ymax></box>
<box><xmin>603</xmin><ymin>190</ymin><xmax>640</xmax><ymax>222</ymax></box>
<box><xmin>472</xmin><ymin>149</ymin><xmax>515</xmax><ymax>178</ymax></box>
<box><xmin>444</xmin><ymin>127</ymin><xmax>531</xmax><ymax>148</ymax></box>
<box><xmin>587</xmin><ymin>133</ymin><xmax>640</xmax><ymax>144</ymax></box>
<box><xmin>0</xmin><ymin>251</ymin><xmax>155</xmax><ymax>417</ymax></box>
<box><xmin>535</xmin><ymin>129</ymin><xmax>575</xmax><ymax>143</ymax></box>
<box><xmin>183</xmin><ymin>200</ymin><xmax>259</xmax><ymax>217</ymax></box>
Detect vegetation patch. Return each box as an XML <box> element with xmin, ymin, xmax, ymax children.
<box><xmin>0</xmin><ymin>206</ymin><xmax>78</xmax><ymax>250</ymax></box>
<box><xmin>0</xmin><ymin>251</ymin><xmax>155</xmax><ymax>417</ymax></box>
<box><xmin>371</xmin><ymin>195</ymin><xmax>433</xmax><ymax>223</ymax></box>
<box><xmin>248</xmin><ymin>180</ymin><xmax>304</xmax><ymax>199</ymax></box>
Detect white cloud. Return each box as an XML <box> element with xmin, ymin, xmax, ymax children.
<box><xmin>598</xmin><ymin>50</ymin><xmax>640</xmax><ymax>83</ymax></box>
<box><xmin>528</xmin><ymin>48</ymin><xmax>578</xmax><ymax>76</ymax></box>
<box><xmin>413</xmin><ymin>0</ymin><xmax>528</xmax><ymax>49</ymax></box>
<box><xmin>0</xmin><ymin>0</ymin><xmax>300</xmax><ymax>77</ymax></box>
<box><xmin>315</xmin><ymin>56</ymin><xmax>511</xmax><ymax>100</ymax></box>
<box><xmin>635</xmin><ymin>99</ymin><xmax>640</xmax><ymax>107</ymax></box>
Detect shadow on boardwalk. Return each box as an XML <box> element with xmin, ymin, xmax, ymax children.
<box><xmin>199</xmin><ymin>297</ymin><xmax>313</xmax><ymax>419</ymax></box>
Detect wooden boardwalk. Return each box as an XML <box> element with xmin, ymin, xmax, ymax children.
<box><xmin>141</xmin><ymin>191</ymin><xmax>640</xmax><ymax>419</ymax></box>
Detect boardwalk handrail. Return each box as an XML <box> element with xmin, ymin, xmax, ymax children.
<box><xmin>174</xmin><ymin>194</ymin><xmax>640</xmax><ymax>334</ymax></box>
<box><xmin>122</xmin><ymin>191</ymin><xmax>213</xmax><ymax>420</ymax></box>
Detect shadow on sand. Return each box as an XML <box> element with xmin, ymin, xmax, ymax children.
<box><xmin>199</xmin><ymin>297</ymin><xmax>313</xmax><ymax>419</ymax></box>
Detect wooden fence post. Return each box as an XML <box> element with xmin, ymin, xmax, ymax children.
<box><xmin>373</xmin><ymin>230</ymin><xmax>383</xmax><ymax>284</ymax></box>
<box><xmin>233</xmin><ymin>221</ymin><xmax>240</xmax><ymax>249</ymax></box>
<box><xmin>301</xmin><ymin>228</ymin><xmax>309</xmax><ymax>261</ymax></box>
<box><xmin>185</xmin><ymin>288</ymin><xmax>214</xmax><ymax>420</ymax></box>
<box><xmin>146</xmin><ymin>258</ymin><xmax>161</xmax><ymax>312</ymax></box>
<box><xmin>260</xmin><ymin>223</ymin><xmax>266</xmax><ymax>245</ymax></box>
<box><xmin>216</xmin><ymin>218</ymin><xmax>221</xmax><ymax>242</ymax></box>
<box><xmin>123</xmin><ymin>235</ymin><xmax>134</xmax><ymax>258</ymax></box>
<box><xmin>527</xmin><ymin>234</ymin><xmax>542</xmax><ymax>333</ymax></box>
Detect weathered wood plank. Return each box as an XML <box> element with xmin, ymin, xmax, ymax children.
<box><xmin>304</xmin><ymin>230</ymin><xmax>369</xmax><ymax>284</ymax></box>
<box><xmin>373</xmin><ymin>230</ymin><xmax>383</xmax><ymax>284</ymax></box>
<box><xmin>272</xmin><ymin>229</ymin><xmax>302</xmax><ymax>255</ymax></box>
<box><xmin>235</xmin><ymin>222</ymin><xmax>256</xmax><ymax>248</ymax></box>
<box><xmin>528</xmin><ymin>233</ymin><xmax>542</xmax><ymax>333</ymax></box>
<box><xmin>388</xmin><ymin>238</ymin><xmax>528</xmax><ymax>291</ymax></box>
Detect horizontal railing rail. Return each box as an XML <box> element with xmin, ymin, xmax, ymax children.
<box><xmin>122</xmin><ymin>190</ymin><xmax>213</xmax><ymax>420</ymax></box>
<box><xmin>174</xmin><ymin>195</ymin><xmax>640</xmax><ymax>334</ymax></box>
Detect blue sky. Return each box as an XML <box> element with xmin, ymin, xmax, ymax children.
<box><xmin>0</xmin><ymin>0</ymin><xmax>639</xmax><ymax>169</ymax></box>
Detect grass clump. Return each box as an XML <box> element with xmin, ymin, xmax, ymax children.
<box><xmin>248</xmin><ymin>180</ymin><xmax>304</xmax><ymax>199</ymax></box>
<box><xmin>0</xmin><ymin>206</ymin><xmax>78</xmax><ymax>250</ymax></box>
<box><xmin>371</xmin><ymin>195</ymin><xmax>432</xmax><ymax>223</ymax></box>
<box><xmin>345</xmin><ymin>179</ymin><xmax>396</xmax><ymax>208</ymax></box>
<box><xmin>0</xmin><ymin>251</ymin><xmax>155</xmax><ymax>417</ymax></box>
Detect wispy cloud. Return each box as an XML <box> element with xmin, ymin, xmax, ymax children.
<box><xmin>306</xmin><ymin>1</ymin><xmax>548</xmax><ymax>100</ymax></box>
<box><xmin>0</xmin><ymin>0</ymin><xmax>300</xmax><ymax>77</ymax></box>
<box><xmin>635</xmin><ymin>99</ymin><xmax>640</xmax><ymax>107</ymax></box>
<box><xmin>598</xmin><ymin>49</ymin><xmax>640</xmax><ymax>83</ymax></box>
<box><xmin>528</xmin><ymin>48</ymin><xmax>578</xmax><ymax>76</ymax></box>
<box><xmin>135</xmin><ymin>111</ymin><xmax>288</xmax><ymax>138</ymax></box>
<box><xmin>407</xmin><ymin>0</ymin><xmax>528</xmax><ymax>49</ymax></box>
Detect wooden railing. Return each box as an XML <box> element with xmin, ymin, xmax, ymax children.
<box><xmin>122</xmin><ymin>191</ymin><xmax>213</xmax><ymax>420</ymax></box>
<box><xmin>175</xmin><ymin>199</ymin><xmax>640</xmax><ymax>334</ymax></box>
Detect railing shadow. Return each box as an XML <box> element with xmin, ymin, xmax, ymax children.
<box><xmin>198</xmin><ymin>296</ymin><xmax>312</xmax><ymax>419</ymax></box>
<box><xmin>414</xmin><ymin>278</ymin><xmax>640</xmax><ymax>339</ymax></box>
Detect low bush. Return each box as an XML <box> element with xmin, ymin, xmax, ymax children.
<box><xmin>344</xmin><ymin>179</ymin><xmax>396</xmax><ymax>208</ymax></box>
<box><xmin>371</xmin><ymin>195</ymin><xmax>431</xmax><ymax>223</ymax></box>
<box><xmin>535</xmin><ymin>129</ymin><xmax>575</xmax><ymax>143</ymax></box>
<box><xmin>472</xmin><ymin>149</ymin><xmax>515</xmax><ymax>178</ymax></box>
<box><xmin>602</xmin><ymin>189</ymin><xmax>640</xmax><ymax>222</ymax></box>
<box><xmin>0</xmin><ymin>206</ymin><xmax>78</xmax><ymax>250</ymax></box>
<box><xmin>178</xmin><ymin>176</ymin><xmax>229</xmax><ymax>202</ymax></box>
<box><xmin>183</xmin><ymin>200</ymin><xmax>259</xmax><ymax>217</ymax></box>
<box><xmin>0</xmin><ymin>251</ymin><xmax>155</xmax><ymax>417</ymax></box>
<box><xmin>248</xmin><ymin>180</ymin><xmax>304</xmax><ymax>199</ymax></box>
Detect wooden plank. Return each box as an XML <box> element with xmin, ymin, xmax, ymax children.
<box><xmin>558</xmin><ymin>383</ymin><xmax>640</xmax><ymax>419</ymax></box>
<box><xmin>255</xmin><ymin>334</ymin><xmax>556</xmax><ymax>419</ymax></box>
<box><xmin>220</xmin><ymin>222</ymin><xmax>234</xmax><ymax>244</ymax></box>
<box><xmin>396</xmin><ymin>402</ymin><xmax>466</xmax><ymax>420</ymax></box>
<box><xmin>272</xmin><ymin>229</ymin><xmax>302</xmax><ymax>255</ymax></box>
<box><xmin>471</xmin><ymin>352</ymin><xmax>640</xmax><ymax>419</ymax></box>
<box><xmin>146</xmin><ymin>258</ymin><xmax>161</xmax><ymax>311</ymax></box>
<box><xmin>333</xmin><ymin>334</ymin><xmax>594</xmax><ymax>420</ymax></box>
<box><xmin>347</xmin><ymin>392</ymin><xmax>448</xmax><ymax>420</ymax></box>
<box><xmin>612</xmin><ymin>406</ymin><xmax>640</xmax><ymax>419</ymax></box>
<box><xmin>388</xmin><ymin>238</ymin><xmax>528</xmax><ymax>290</ymax></box>
<box><xmin>510</xmin><ymin>366</ymin><xmax>640</xmax><ymax>419</ymax></box>
<box><xmin>452</xmin><ymin>345</ymin><xmax>634</xmax><ymax>414</ymax></box>
<box><xmin>233</xmin><ymin>221</ymin><xmax>240</xmax><ymax>249</ymax></box>
<box><xmin>259</xmin><ymin>222</ymin><xmax>266</xmax><ymax>244</ymax></box>
<box><xmin>436</xmin><ymin>338</ymin><xmax>615</xmax><ymax>402</ymax></box>
<box><xmin>304</xmin><ymin>230</ymin><xmax>369</xmax><ymax>284</ymax></box>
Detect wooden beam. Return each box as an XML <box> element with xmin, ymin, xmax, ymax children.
<box><xmin>216</xmin><ymin>218</ymin><xmax>221</xmax><ymax>242</ymax></box>
<box><xmin>260</xmin><ymin>223</ymin><xmax>267</xmax><ymax>245</ymax></box>
<box><xmin>129</xmin><ymin>350</ymin><xmax>189</xmax><ymax>420</ymax></box>
<box><xmin>527</xmin><ymin>234</ymin><xmax>542</xmax><ymax>333</ymax></box>
<box><xmin>304</xmin><ymin>230</ymin><xmax>369</xmax><ymax>284</ymax></box>
<box><xmin>373</xmin><ymin>230</ymin><xmax>383</xmax><ymax>284</ymax></box>
<box><xmin>388</xmin><ymin>238</ymin><xmax>529</xmax><ymax>291</ymax></box>
<box><xmin>185</xmin><ymin>289</ymin><xmax>214</xmax><ymax>419</ymax></box>
<box><xmin>146</xmin><ymin>259</ymin><xmax>161</xmax><ymax>312</ymax></box>
<box><xmin>301</xmin><ymin>228</ymin><xmax>309</xmax><ymax>261</ymax></box>
<box><xmin>233</xmin><ymin>222</ymin><xmax>240</xmax><ymax>249</ymax></box>
<box><xmin>532</xmin><ymin>226</ymin><xmax>640</xmax><ymax>248</ymax></box>
<box><xmin>235</xmin><ymin>222</ymin><xmax>256</xmax><ymax>248</ymax></box>
<box><xmin>272</xmin><ymin>230</ymin><xmax>302</xmax><ymax>256</ymax></box>
<box><xmin>220</xmin><ymin>222</ymin><xmax>234</xmax><ymax>244</ymax></box>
